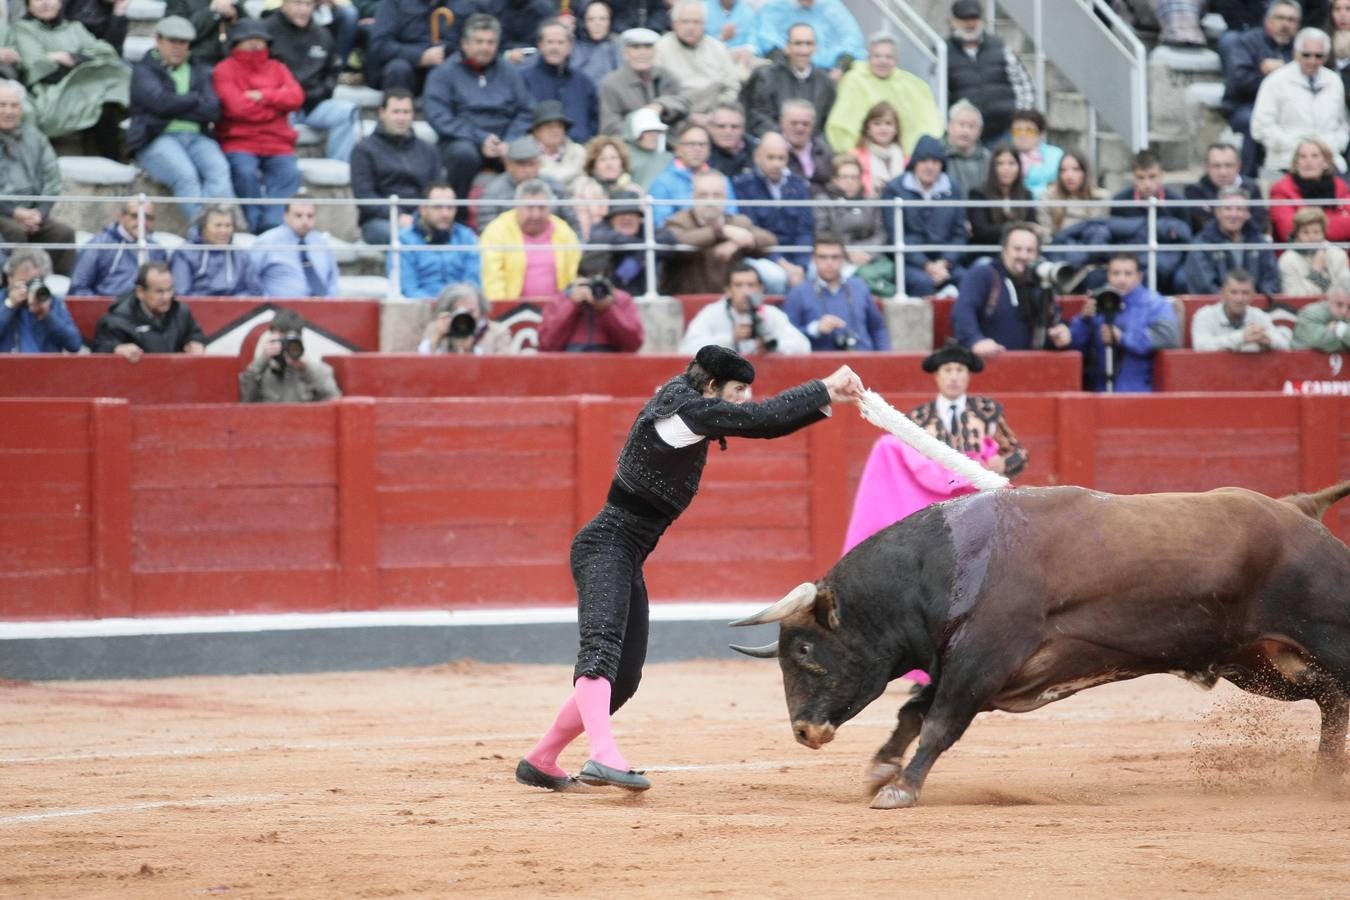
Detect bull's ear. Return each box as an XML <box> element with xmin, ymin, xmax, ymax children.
<box><xmin>812</xmin><ymin>587</ymin><xmax>840</xmax><ymax>631</ymax></box>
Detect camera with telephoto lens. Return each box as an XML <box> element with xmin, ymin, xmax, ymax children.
<box><xmin>25</xmin><ymin>278</ymin><xmax>51</xmax><ymax>305</ymax></box>
<box><xmin>1032</xmin><ymin>259</ymin><xmax>1079</xmax><ymax>292</ymax></box>
<box><xmin>277</xmin><ymin>330</ymin><xmax>305</xmax><ymax>360</ymax></box>
<box><xmin>746</xmin><ymin>293</ymin><xmax>778</xmax><ymax>352</ymax></box>
<box><xmin>1093</xmin><ymin>287</ymin><xmax>1124</xmax><ymax>323</ymax></box>
<box><xmin>447</xmin><ymin>310</ymin><xmax>477</xmax><ymax>339</ymax></box>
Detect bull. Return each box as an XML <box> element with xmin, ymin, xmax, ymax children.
<box><xmin>730</xmin><ymin>482</ymin><xmax>1350</xmax><ymax>809</ymax></box>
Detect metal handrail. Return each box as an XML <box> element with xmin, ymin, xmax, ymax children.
<box><xmin>12</xmin><ymin>192</ymin><xmax>1341</xmax><ymax>302</ymax></box>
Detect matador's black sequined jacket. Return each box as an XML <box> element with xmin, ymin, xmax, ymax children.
<box><xmin>613</xmin><ymin>375</ymin><xmax>830</xmax><ymax>517</ymax></box>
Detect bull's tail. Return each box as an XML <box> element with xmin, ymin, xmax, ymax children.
<box><xmin>1279</xmin><ymin>481</ymin><xmax>1350</xmax><ymax>521</ymax></box>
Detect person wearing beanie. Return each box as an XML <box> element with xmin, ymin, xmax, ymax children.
<box><xmin>516</xmin><ymin>347</ymin><xmax>864</xmax><ymax>793</ymax></box>
<box><xmin>880</xmin><ymin>133</ymin><xmax>968</xmax><ymax>297</ymax></box>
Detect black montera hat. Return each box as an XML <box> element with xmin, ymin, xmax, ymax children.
<box><xmin>695</xmin><ymin>344</ymin><xmax>755</xmax><ymax>384</ymax></box>
<box><xmin>921</xmin><ymin>338</ymin><xmax>984</xmax><ymax>373</ymax></box>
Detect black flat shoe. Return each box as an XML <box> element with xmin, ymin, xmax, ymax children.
<box><xmin>577</xmin><ymin>759</ymin><xmax>651</xmax><ymax>791</ymax></box>
<box><xmin>515</xmin><ymin>758</ymin><xmax>588</xmax><ymax>792</ymax></box>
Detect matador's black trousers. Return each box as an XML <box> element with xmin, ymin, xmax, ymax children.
<box><xmin>571</xmin><ymin>502</ymin><xmax>673</xmax><ymax>714</ymax></box>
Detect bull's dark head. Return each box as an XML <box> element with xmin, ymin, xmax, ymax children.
<box><xmin>730</xmin><ymin>582</ymin><xmax>894</xmax><ymax>750</ymax></box>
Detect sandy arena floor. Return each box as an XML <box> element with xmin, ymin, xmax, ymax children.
<box><xmin>2</xmin><ymin>659</ymin><xmax>1348</xmax><ymax>898</ymax></box>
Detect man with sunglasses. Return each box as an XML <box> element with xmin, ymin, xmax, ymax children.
<box><xmin>1251</xmin><ymin>26</ymin><xmax>1348</xmax><ymax>178</ymax></box>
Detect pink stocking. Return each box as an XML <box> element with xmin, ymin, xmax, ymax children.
<box><xmin>573</xmin><ymin>676</ymin><xmax>629</xmax><ymax>770</ymax></box>
<box><xmin>524</xmin><ymin>695</ymin><xmax>584</xmax><ymax>778</ymax></box>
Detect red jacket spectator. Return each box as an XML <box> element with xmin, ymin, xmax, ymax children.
<box><xmin>1268</xmin><ymin>174</ymin><xmax>1350</xmax><ymax>244</ymax></box>
<box><xmin>211</xmin><ymin>38</ymin><xmax>304</xmax><ymax>156</ymax></box>
<box><xmin>538</xmin><ymin>279</ymin><xmax>645</xmax><ymax>352</ymax></box>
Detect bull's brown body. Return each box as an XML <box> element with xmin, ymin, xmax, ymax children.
<box><xmin>732</xmin><ymin>483</ymin><xmax>1350</xmax><ymax>809</ymax></box>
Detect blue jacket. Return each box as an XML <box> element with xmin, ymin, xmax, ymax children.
<box><xmin>127</xmin><ymin>49</ymin><xmax>221</xmax><ymax>156</ymax></box>
<box><xmin>69</xmin><ymin>224</ymin><xmax>169</xmax><ymax>297</ymax></box>
<box><xmin>754</xmin><ymin>0</ymin><xmax>863</xmax><ymax>69</ymax></box>
<box><xmin>1110</xmin><ymin>186</ymin><xmax>1185</xmax><ymax>219</ymax></box>
<box><xmin>732</xmin><ymin>168</ymin><xmax>814</xmax><ymax>268</ymax></box>
<box><xmin>0</xmin><ymin>293</ymin><xmax>82</xmax><ymax>352</ymax></box>
<box><xmin>170</xmin><ymin>226</ymin><xmax>260</xmax><ymax>296</ymax></box>
<box><xmin>1046</xmin><ymin>215</ymin><xmax>1194</xmax><ymax>295</ymax></box>
<box><xmin>519</xmin><ymin>56</ymin><xmax>599</xmax><ymax>143</ymax></box>
<box><xmin>648</xmin><ymin>162</ymin><xmax>737</xmax><ymax>227</ymax></box>
<box><xmin>1183</xmin><ymin>218</ymin><xmax>1279</xmax><ymax>295</ymax></box>
<box><xmin>1069</xmin><ymin>283</ymin><xmax>1179</xmax><ymax>392</ymax></box>
<box><xmin>393</xmin><ymin>219</ymin><xmax>481</xmax><ymax>298</ymax></box>
<box><xmin>881</xmin><ymin>173</ymin><xmax>967</xmax><ymax>269</ymax></box>
<box><xmin>952</xmin><ymin>258</ymin><xmax>1063</xmax><ymax>351</ymax></box>
<box><xmin>782</xmin><ymin>276</ymin><xmax>890</xmax><ymax>351</ymax></box>
<box><xmin>424</xmin><ymin>53</ymin><xmax>535</xmax><ymax>146</ymax></box>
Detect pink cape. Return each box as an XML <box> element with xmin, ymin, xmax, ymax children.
<box><xmin>840</xmin><ymin>434</ymin><xmax>998</xmax><ymax>688</ymax></box>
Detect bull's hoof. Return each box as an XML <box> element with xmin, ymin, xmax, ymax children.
<box><xmin>870</xmin><ymin>783</ymin><xmax>918</xmax><ymax>809</ymax></box>
<box><xmin>865</xmin><ymin>761</ymin><xmax>900</xmax><ymax>793</ymax></box>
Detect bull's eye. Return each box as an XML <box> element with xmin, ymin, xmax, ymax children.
<box><xmin>796</xmin><ymin>642</ymin><xmax>812</xmax><ymax>659</ymax></box>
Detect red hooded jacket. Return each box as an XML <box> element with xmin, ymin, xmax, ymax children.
<box><xmin>211</xmin><ymin>47</ymin><xmax>304</xmax><ymax>157</ymax></box>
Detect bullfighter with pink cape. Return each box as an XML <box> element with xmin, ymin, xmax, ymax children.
<box><xmin>843</xmin><ymin>340</ymin><xmax>1027</xmax><ymax>683</ymax></box>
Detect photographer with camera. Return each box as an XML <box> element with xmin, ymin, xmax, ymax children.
<box><xmin>0</xmin><ymin>248</ymin><xmax>82</xmax><ymax>353</ymax></box>
<box><xmin>783</xmin><ymin>232</ymin><xmax>891</xmax><ymax>352</ymax></box>
<box><xmin>953</xmin><ymin>221</ymin><xmax>1072</xmax><ymax>359</ymax></box>
<box><xmin>537</xmin><ymin>256</ymin><xmax>644</xmax><ymax>352</ymax></box>
<box><xmin>678</xmin><ymin>262</ymin><xmax>810</xmax><ymax>355</ymax></box>
<box><xmin>238</xmin><ymin>307</ymin><xmax>342</xmax><ymax>402</ymax></box>
<box><xmin>1069</xmin><ymin>253</ymin><xmax>1179</xmax><ymax>393</ymax></box>
<box><xmin>417</xmin><ymin>283</ymin><xmax>515</xmax><ymax>355</ymax></box>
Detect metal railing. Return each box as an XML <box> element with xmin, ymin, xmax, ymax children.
<box><xmin>11</xmin><ymin>191</ymin><xmax>1335</xmax><ymax>302</ymax></box>
<box><xmin>989</xmin><ymin>0</ymin><xmax>1149</xmax><ymax>153</ymax></box>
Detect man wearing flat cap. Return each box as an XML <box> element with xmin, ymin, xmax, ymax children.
<box><xmin>128</xmin><ymin>15</ymin><xmax>235</xmax><ymax>225</ymax></box>
<box><xmin>477</xmin><ymin>134</ymin><xmax>577</xmax><ymax>229</ymax></box>
<box><xmin>582</xmin><ymin>189</ymin><xmax>647</xmax><ymax>294</ymax></box>
<box><xmin>946</xmin><ymin>0</ymin><xmax>1035</xmax><ymax>142</ymax></box>
<box><xmin>842</xmin><ymin>337</ymin><xmax>1024</xmax><ymax>553</ymax></box>
<box><xmin>517</xmin><ymin>346</ymin><xmax>863</xmax><ymax>793</ymax></box>
<box><xmin>598</xmin><ymin>27</ymin><xmax>691</xmax><ymax>137</ymax></box>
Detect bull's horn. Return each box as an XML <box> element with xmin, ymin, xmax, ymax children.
<box><xmin>728</xmin><ymin>641</ymin><xmax>779</xmax><ymax>658</ymax></box>
<box><xmin>728</xmin><ymin>582</ymin><xmax>818</xmax><ymax>627</ymax></box>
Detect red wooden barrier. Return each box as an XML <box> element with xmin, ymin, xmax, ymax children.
<box><xmin>1155</xmin><ymin>350</ymin><xmax>1350</xmax><ymax>392</ymax></box>
<box><xmin>326</xmin><ymin>352</ymin><xmax>1082</xmax><ymax>397</ymax></box>
<box><xmin>66</xmin><ymin>296</ymin><xmax>382</xmax><ymax>351</ymax></box>
<box><xmin>0</xmin><ymin>394</ymin><xmax>1343</xmax><ymax>620</ymax></box>
<box><xmin>0</xmin><ymin>356</ymin><xmax>241</xmax><ymax>403</ymax></box>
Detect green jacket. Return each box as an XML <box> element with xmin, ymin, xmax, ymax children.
<box><xmin>7</xmin><ymin>16</ymin><xmax>129</xmax><ymax>138</ymax></box>
<box><xmin>0</xmin><ymin>122</ymin><xmax>61</xmax><ymax>218</ymax></box>
<box><xmin>1292</xmin><ymin>300</ymin><xmax>1350</xmax><ymax>352</ymax></box>
<box><xmin>824</xmin><ymin>60</ymin><xmax>943</xmax><ymax>159</ymax></box>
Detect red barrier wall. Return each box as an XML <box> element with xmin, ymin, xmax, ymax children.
<box><xmin>2</xmin><ymin>394</ymin><xmax>1345</xmax><ymax>620</ymax></box>
<box><xmin>1155</xmin><ymin>350</ymin><xmax>1350</xmax><ymax>392</ymax></box>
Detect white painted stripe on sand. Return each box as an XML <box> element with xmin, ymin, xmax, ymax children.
<box><xmin>0</xmin><ymin>602</ymin><xmax>770</xmax><ymax>640</ymax></box>
<box><xmin>0</xmin><ymin>794</ymin><xmax>286</xmax><ymax>826</ymax></box>
<box><xmin>0</xmin><ymin>760</ymin><xmax>840</xmax><ymax>825</ymax></box>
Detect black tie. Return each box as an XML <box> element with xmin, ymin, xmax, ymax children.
<box><xmin>299</xmin><ymin>236</ymin><xmax>325</xmax><ymax>297</ymax></box>
<box><xmin>949</xmin><ymin>405</ymin><xmax>960</xmax><ymax>439</ymax></box>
